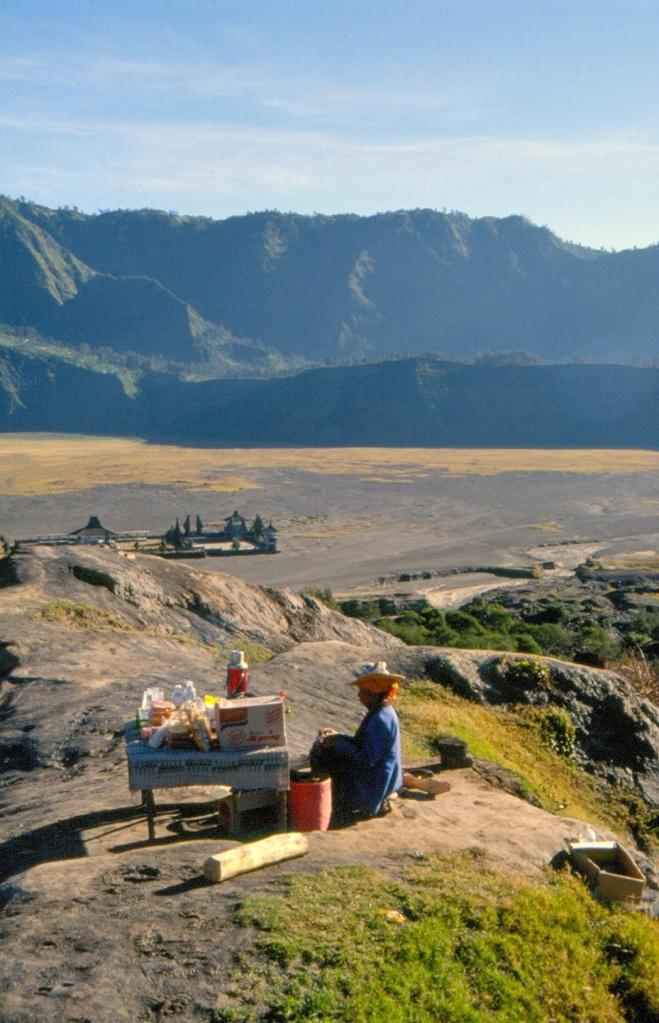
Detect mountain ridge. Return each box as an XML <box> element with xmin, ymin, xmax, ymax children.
<box><xmin>3</xmin><ymin>196</ymin><xmax>659</xmax><ymax>367</ymax></box>
<box><xmin>2</xmin><ymin>196</ymin><xmax>659</xmax><ymax>446</ymax></box>
<box><xmin>1</xmin><ymin>349</ymin><xmax>657</xmax><ymax>447</ymax></box>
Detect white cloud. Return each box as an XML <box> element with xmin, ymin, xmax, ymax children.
<box><xmin>3</xmin><ymin>108</ymin><xmax>659</xmax><ymax>249</ymax></box>
<box><xmin>0</xmin><ymin>50</ymin><xmax>482</xmax><ymax>125</ymax></box>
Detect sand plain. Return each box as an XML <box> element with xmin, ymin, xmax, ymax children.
<box><xmin>1</xmin><ymin>434</ymin><xmax>658</xmax><ymax>597</ymax></box>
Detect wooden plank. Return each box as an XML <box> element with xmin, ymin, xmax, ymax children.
<box><xmin>204</xmin><ymin>832</ymin><xmax>309</xmax><ymax>883</ymax></box>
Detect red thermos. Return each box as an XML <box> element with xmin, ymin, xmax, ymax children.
<box><xmin>226</xmin><ymin>650</ymin><xmax>249</xmax><ymax>697</ymax></box>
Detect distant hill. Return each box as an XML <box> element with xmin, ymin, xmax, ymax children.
<box><xmin>2</xmin><ymin>195</ymin><xmax>658</xmax><ymax>447</ymax></box>
<box><xmin>1</xmin><ymin>350</ymin><xmax>657</xmax><ymax>447</ymax></box>
<box><xmin>2</xmin><ymin>196</ymin><xmax>659</xmax><ymax>367</ymax></box>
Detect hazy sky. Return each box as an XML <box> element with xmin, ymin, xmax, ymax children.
<box><xmin>2</xmin><ymin>0</ymin><xmax>658</xmax><ymax>250</ymax></box>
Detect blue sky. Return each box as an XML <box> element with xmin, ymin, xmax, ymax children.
<box><xmin>1</xmin><ymin>0</ymin><xmax>658</xmax><ymax>249</ymax></box>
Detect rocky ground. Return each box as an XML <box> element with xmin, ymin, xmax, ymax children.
<box><xmin>1</xmin><ymin>546</ymin><xmax>658</xmax><ymax>1022</ymax></box>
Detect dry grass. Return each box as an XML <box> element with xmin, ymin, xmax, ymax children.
<box><xmin>36</xmin><ymin>600</ymin><xmax>134</xmax><ymax>631</ymax></box>
<box><xmin>612</xmin><ymin>654</ymin><xmax>659</xmax><ymax>704</ymax></box>
<box><xmin>2</xmin><ymin>435</ymin><xmax>659</xmax><ymax>497</ymax></box>
<box><xmin>599</xmin><ymin>551</ymin><xmax>659</xmax><ymax>571</ymax></box>
<box><xmin>398</xmin><ymin>682</ymin><xmax>615</xmax><ymax>826</ymax></box>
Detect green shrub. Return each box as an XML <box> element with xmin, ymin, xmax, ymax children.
<box><xmin>375</xmin><ymin>619</ymin><xmax>431</xmax><ymax>645</ymax></box>
<box><xmin>576</xmin><ymin>624</ymin><xmax>618</xmax><ymax>662</ymax></box>
<box><xmin>537</xmin><ymin>707</ymin><xmax>576</xmax><ymax>757</ymax></box>
<box><xmin>307</xmin><ymin>587</ymin><xmax>339</xmax><ymax>610</ymax></box>
<box><xmin>353</xmin><ymin>593</ymin><xmax>654</xmax><ymax>671</ymax></box>
<box><xmin>515</xmin><ymin>632</ymin><xmax>543</xmax><ymax>654</ymax></box>
<box><xmin>446</xmin><ymin>610</ymin><xmax>487</xmax><ymax>633</ymax></box>
<box><xmin>340</xmin><ymin>598</ymin><xmax>379</xmax><ymax>619</ymax></box>
<box><xmin>502</xmin><ymin>656</ymin><xmax>551</xmax><ymax>690</ymax></box>
<box><xmin>523</xmin><ymin>622</ymin><xmax>574</xmax><ymax>657</ymax></box>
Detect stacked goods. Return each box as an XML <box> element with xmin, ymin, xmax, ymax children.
<box><xmin>135</xmin><ymin>686</ymin><xmax>286</xmax><ymax>753</ymax></box>
<box><xmin>149</xmin><ymin>700</ymin><xmax>175</xmax><ymax>726</ymax></box>
<box><xmin>148</xmin><ymin>700</ymin><xmax>213</xmax><ymax>751</ymax></box>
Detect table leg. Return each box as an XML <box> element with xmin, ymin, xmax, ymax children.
<box><xmin>227</xmin><ymin>791</ymin><xmax>240</xmax><ymax>837</ymax></box>
<box><xmin>277</xmin><ymin>790</ymin><xmax>288</xmax><ymax>832</ymax></box>
<box><xmin>141</xmin><ymin>789</ymin><xmax>156</xmax><ymax>842</ymax></box>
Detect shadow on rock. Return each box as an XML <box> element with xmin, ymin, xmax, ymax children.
<box><xmin>0</xmin><ymin>805</ymin><xmax>146</xmax><ymax>883</ymax></box>
<box><xmin>0</xmin><ymin>640</ymin><xmax>20</xmax><ymax>676</ymax></box>
<box><xmin>0</xmin><ymin>798</ymin><xmax>232</xmax><ymax>883</ymax></box>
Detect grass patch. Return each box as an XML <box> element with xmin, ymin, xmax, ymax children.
<box><xmin>36</xmin><ymin>599</ymin><xmax>134</xmax><ymax>631</ymax></box>
<box><xmin>219</xmin><ymin>852</ymin><xmax>659</xmax><ymax>1022</ymax></box>
<box><xmin>3</xmin><ymin>436</ymin><xmax>659</xmax><ymax>495</ymax></box>
<box><xmin>398</xmin><ymin>682</ymin><xmax>629</xmax><ymax>835</ymax></box>
<box><xmin>215</xmin><ymin>641</ymin><xmax>274</xmax><ymax>664</ymax></box>
<box><xmin>600</xmin><ymin>552</ymin><xmax>659</xmax><ymax>572</ymax></box>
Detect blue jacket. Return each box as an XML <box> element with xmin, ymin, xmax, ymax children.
<box><xmin>330</xmin><ymin>702</ymin><xmax>402</xmax><ymax>817</ymax></box>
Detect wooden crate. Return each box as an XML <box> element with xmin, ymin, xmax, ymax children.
<box><xmin>218</xmin><ymin>788</ymin><xmax>288</xmax><ymax>836</ymax></box>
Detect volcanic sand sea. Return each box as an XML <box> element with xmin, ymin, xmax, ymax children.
<box><xmin>1</xmin><ymin>434</ymin><xmax>658</xmax><ymax>594</ymax></box>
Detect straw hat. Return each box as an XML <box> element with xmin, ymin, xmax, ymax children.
<box><xmin>228</xmin><ymin>650</ymin><xmax>248</xmax><ymax>668</ymax></box>
<box><xmin>351</xmin><ymin>660</ymin><xmax>404</xmax><ymax>686</ymax></box>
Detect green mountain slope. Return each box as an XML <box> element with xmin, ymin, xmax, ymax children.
<box><xmin>0</xmin><ymin>199</ymin><xmax>284</xmax><ymax>373</ymax></box>
<box><xmin>0</xmin><ymin>198</ymin><xmax>93</xmax><ymax>329</ymax></box>
<box><xmin>1</xmin><ymin>348</ymin><xmax>657</xmax><ymax>447</ymax></box>
<box><xmin>18</xmin><ymin>200</ymin><xmax>659</xmax><ymax>364</ymax></box>
<box><xmin>58</xmin><ymin>272</ymin><xmax>252</xmax><ymax>363</ymax></box>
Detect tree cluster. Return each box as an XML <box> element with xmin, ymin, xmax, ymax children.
<box><xmin>340</xmin><ymin>595</ymin><xmax>659</xmax><ymax>667</ymax></box>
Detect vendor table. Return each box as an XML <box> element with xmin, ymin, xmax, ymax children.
<box><xmin>125</xmin><ymin>726</ymin><xmax>289</xmax><ymax>841</ymax></box>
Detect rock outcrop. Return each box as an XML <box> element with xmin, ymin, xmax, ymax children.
<box><xmin>0</xmin><ymin>548</ymin><xmax>400</xmax><ymax>796</ymax></box>
<box><xmin>385</xmin><ymin>646</ymin><xmax>659</xmax><ymax>806</ymax></box>
<box><xmin>2</xmin><ymin>547</ymin><xmax>657</xmax><ymax>807</ymax></box>
<box><xmin>1</xmin><ymin>546</ymin><xmax>658</xmax><ymax>1022</ymax></box>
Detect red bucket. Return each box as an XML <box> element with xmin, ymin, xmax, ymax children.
<box><xmin>288</xmin><ymin>777</ymin><xmax>332</xmax><ymax>832</ymax></box>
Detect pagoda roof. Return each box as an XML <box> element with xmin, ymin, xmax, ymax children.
<box><xmin>69</xmin><ymin>515</ymin><xmax>116</xmax><ymax>537</ymax></box>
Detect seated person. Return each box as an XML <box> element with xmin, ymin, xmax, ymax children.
<box><xmin>310</xmin><ymin>661</ymin><xmax>403</xmax><ymax>826</ymax></box>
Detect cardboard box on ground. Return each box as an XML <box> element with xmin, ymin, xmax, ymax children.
<box><xmin>567</xmin><ymin>841</ymin><xmax>645</xmax><ymax>902</ymax></box>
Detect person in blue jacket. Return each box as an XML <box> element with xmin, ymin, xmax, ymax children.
<box><xmin>311</xmin><ymin>661</ymin><xmax>404</xmax><ymax>827</ymax></box>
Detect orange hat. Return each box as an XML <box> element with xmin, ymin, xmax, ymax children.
<box><xmin>352</xmin><ymin>661</ymin><xmax>404</xmax><ymax>697</ymax></box>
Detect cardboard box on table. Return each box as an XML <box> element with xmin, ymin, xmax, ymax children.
<box><xmin>567</xmin><ymin>841</ymin><xmax>645</xmax><ymax>902</ymax></box>
<box><xmin>216</xmin><ymin>695</ymin><xmax>286</xmax><ymax>751</ymax></box>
